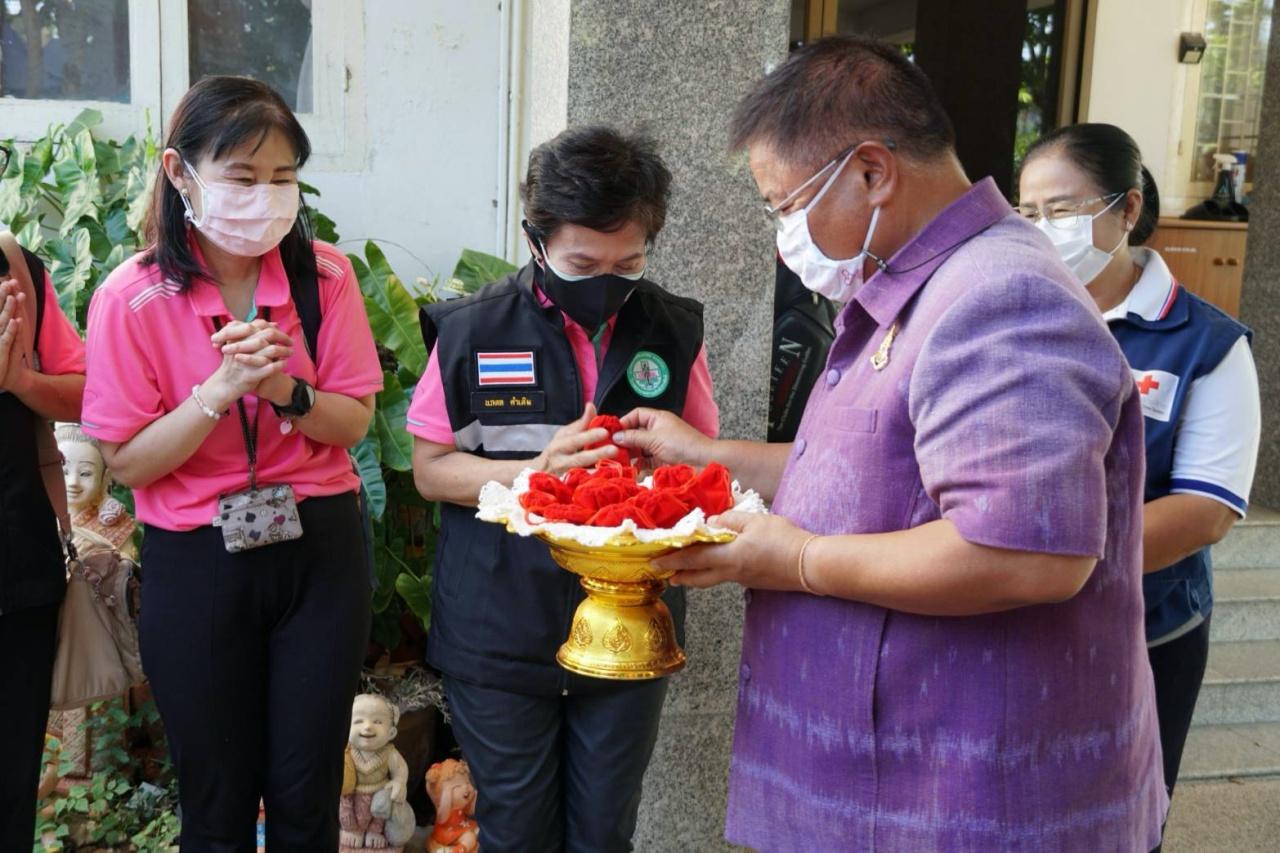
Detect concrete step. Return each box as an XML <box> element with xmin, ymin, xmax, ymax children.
<box><xmin>1193</xmin><ymin>640</ymin><xmax>1280</xmax><ymax>725</ymax></box>
<box><xmin>1162</xmin><ymin>776</ymin><xmax>1280</xmax><ymax>853</ymax></box>
<box><xmin>1179</xmin><ymin>722</ymin><xmax>1280</xmax><ymax>781</ymax></box>
<box><xmin>1211</xmin><ymin>569</ymin><xmax>1280</xmax><ymax>642</ymax></box>
<box><xmin>1212</xmin><ymin>506</ymin><xmax>1280</xmax><ymax>571</ymax></box>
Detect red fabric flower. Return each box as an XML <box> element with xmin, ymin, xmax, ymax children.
<box><xmin>633</xmin><ymin>490</ymin><xmax>693</xmax><ymax>528</ymax></box>
<box><xmin>587</xmin><ymin>502</ymin><xmax>657</xmax><ymax>528</ymax></box>
<box><xmin>536</xmin><ymin>503</ymin><xmax>594</xmax><ymax>524</ymax></box>
<box><xmin>527</xmin><ymin>472</ymin><xmax>573</xmax><ymax>503</ymax></box>
<box><xmin>586</xmin><ymin>414</ymin><xmax>631</xmax><ymax>465</ymax></box>
<box><xmin>563</xmin><ymin>468</ymin><xmax>593</xmax><ymax>491</ymax></box>
<box><xmin>679</xmin><ymin>461</ymin><xmax>734</xmax><ymax>516</ymax></box>
<box><xmin>653</xmin><ymin>464</ymin><xmax>696</xmax><ymax>490</ymax></box>
<box><xmin>592</xmin><ymin>459</ymin><xmax>639</xmax><ymax>480</ymax></box>
<box><xmin>518</xmin><ymin>490</ymin><xmax>557</xmax><ymax>512</ymax></box>
<box><xmin>573</xmin><ymin>478</ymin><xmax>642</xmax><ymax>511</ymax></box>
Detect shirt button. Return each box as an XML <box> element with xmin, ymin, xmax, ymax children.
<box><xmin>826</xmin><ymin>368</ymin><xmax>841</xmax><ymax>386</ymax></box>
<box><xmin>740</xmin><ymin>662</ymin><xmax>752</xmax><ymax>681</ymax></box>
<box><xmin>796</xmin><ymin>438</ymin><xmax>807</xmax><ymax>457</ymax></box>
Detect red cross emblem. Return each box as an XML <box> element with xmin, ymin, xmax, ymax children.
<box><xmin>1136</xmin><ymin>374</ymin><xmax>1160</xmax><ymax>395</ymax></box>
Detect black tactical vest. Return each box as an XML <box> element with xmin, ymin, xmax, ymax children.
<box><xmin>420</xmin><ymin>263</ymin><xmax>703</xmax><ymax>695</ymax></box>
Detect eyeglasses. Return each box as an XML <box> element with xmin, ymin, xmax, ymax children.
<box><xmin>764</xmin><ymin>138</ymin><xmax>897</xmax><ymax>229</ymax></box>
<box><xmin>0</xmin><ymin>145</ymin><xmax>11</xmax><ymax>176</ymax></box>
<box><xmin>1014</xmin><ymin>192</ymin><xmax>1124</xmax><ymax>230</ymax></box>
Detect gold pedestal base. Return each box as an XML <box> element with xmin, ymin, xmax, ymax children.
<box><xmin>556</xmin><ymin>577</ymin><xmax>686</xmax><ymax>680</ymax></box>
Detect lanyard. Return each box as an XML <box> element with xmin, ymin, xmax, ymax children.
<box><xmin>211</xmin><ymin>307</ymin><xmax>271</xmax><ymax>490</ymax></box>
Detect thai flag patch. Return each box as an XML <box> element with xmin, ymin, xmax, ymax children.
<box><xmin>476</xmin><ymin>351</ymin><xmax>537</xmax><ymax>386</ymax></box>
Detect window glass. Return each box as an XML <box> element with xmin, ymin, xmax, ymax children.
<box><xmin>1192</xmin><ymin>0</ymin><xmax>1273</xmax><ymax>182</ymax></box>
<box><xmin>0</xmin><ymin>0</ymin><xmax>130</xmax><ymax>102</ymax></box>
<box><xmin>188</xmin><ymin>0</ymin><xmax>313</xmax><ymax>113</ymax></box>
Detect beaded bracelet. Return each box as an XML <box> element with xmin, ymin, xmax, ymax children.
<box><xmin>191</xmin><ymin>384</ymin><xmax>224</xmax><ymax>421</ymax></box>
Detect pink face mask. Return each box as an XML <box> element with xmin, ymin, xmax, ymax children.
<box><xmin>180</xmin><ymin>160</ymin><xmax>300</xmax><ymax>257</ymax></box>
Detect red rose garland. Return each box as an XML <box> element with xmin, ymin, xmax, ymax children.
<box><xmin>522</xmin><ymin>461</ymin><xmax>735</xmax><ymax>529</ymax></box>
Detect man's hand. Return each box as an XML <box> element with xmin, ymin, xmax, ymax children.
<box><xmin>613</xmin><ymin>407</ymin><xmax>714</xmax><ymax>470</ymax></box>
<box><xmin>653</xmin><ymin>511</ymin><xmax>812</xmax><ymax>592</ymax></box>
<box><xmin>533</xmin><ymin>403</ymin><xmax>621</xmax><ymax>475</ymax></box>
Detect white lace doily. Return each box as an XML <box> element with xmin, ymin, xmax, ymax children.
<box><xmin>476</xmin><ymin>468</ymin><xmax>767</xmax><ymax>547</ymax></box>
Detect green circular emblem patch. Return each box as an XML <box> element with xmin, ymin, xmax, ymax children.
<box><xmin>627</xmin><ymin>350</ymin><xmax>670</xmax><ymax>399</ymax></box>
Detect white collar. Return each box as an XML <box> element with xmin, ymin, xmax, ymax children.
<box><xmin>1101</xmin><ymin>247</ymin><xmax>1178</xmax><ymax>323</ymax></box>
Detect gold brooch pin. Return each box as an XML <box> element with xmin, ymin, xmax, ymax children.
<box><xmin>870</xmin><ymin>322</ymin><xmax>899</xmax><ymax>371</ymax></box>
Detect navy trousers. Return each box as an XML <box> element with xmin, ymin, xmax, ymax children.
<box><xmin>140</xmin><ymin>493</ymin><xmax>370</xmax><ymax>853</ymax></box>
<box><xmin>443</xmin><ymin>675</ymin><xmax>668</xmax><ymax>852</ymax></box>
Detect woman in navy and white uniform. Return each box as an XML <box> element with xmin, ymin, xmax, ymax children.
<box><xmin>1019</xmin><ymin>123</ymin><xmax>1261</xmax><ymax>822</ymax></box>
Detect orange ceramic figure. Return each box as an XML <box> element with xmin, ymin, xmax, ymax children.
<box><xmin>425</xmin><ymin>759</ymin><xmax>479</xmax><ymax>853</ymax></box>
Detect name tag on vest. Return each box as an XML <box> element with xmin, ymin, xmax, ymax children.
<box><xmin>471</xmin><ymin>391</ymin><xmax>546</xmax><ymax>414</ymax></box>
<box><xmin>1131</xmin><ymin>368</ymin><xmax>1179</xmax><ymax>422</ymax></box>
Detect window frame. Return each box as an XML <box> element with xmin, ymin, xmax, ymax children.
<box><xmin>0</xmin><ymin>0</ymin><xmax>363</xmax><ymax>168</ymax></box>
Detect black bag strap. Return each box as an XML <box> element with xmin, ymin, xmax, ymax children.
<box><xmin>24</xmin><ymin>247</ymin><xmax>46</xmax><ymax>339</ymax></box>
<box><xmin>289</xmin><ymin>257</ymin><xmax>322</xmax><ymax>362</ymax></box>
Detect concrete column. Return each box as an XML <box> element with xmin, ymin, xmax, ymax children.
<box><xmin>565</xmin><ymin>1</ymin><xmax>789</xmax><ymax>846</ymax></box>
<box><xmin>1240</xmin><ymin>1</ymin><xmax>1280</xmax><ymax>509</ymax></box>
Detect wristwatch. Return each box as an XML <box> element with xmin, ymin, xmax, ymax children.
<box><xmin>271</xmin><ymin>377</ymin><xmax>316</xmax><ymax>419</ymax></box>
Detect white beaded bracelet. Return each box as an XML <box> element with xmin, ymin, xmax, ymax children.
<box><xmin>191</xmin><ymin>384</ymin><xmax>224</xmax><ymax>420</ymax></box>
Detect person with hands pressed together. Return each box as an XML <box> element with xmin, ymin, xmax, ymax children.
<box><xmin>0</xmin><ymin>209</ymin><xmax>87</xmax><ymax>850</ymax></box>
<box><xmin>408</xmin><ymin>126</ymin><xmax>717</xmax><ymax>852</ymax></box>
<box><xmin>80</xmin><ymin>77</ymin><xmax>382</xmax><ymax>851</ymax></box>
<box><xmin>614</xmin><ymin>37</ymin><xmax>1166</xmax><ymax>851</ymax></box>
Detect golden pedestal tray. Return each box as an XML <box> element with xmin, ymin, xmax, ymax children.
<box><xmin>504</xmin><ymin>522</ymin><xmax>735</xmax><ymax>680</ymax></box>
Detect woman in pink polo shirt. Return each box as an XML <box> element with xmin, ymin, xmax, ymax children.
<box><xmin>81</xmin><ymin>77</ymin><xmax>381</xmax><ymax>851</ymax></box>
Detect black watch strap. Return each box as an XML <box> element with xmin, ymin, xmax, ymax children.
<box><xmin>271</xmin><ymin>378</ymin><xmax>315</xmax><ymax>418</ymax></box>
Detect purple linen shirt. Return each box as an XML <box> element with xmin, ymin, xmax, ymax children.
<box><xmin>724</xmin><ymin>179</ymin><xmax>1167</xmax><ymax>852</ymax></box>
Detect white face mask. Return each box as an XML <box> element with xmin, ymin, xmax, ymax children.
<box><xmin>775</xmin><ymin>151</ymin><xmax>883</xmax><ymax>302</ymax></box>
<box><xmin>1035</xmin><ymin>193</ymin><xmax>1126</xmax><ymax>286</ymax></box>
<box><xmin>180</xmin><ymin>160</ymin><xmax>300</xmax><ymax>258</ymax></box>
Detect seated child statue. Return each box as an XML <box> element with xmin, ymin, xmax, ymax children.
<box><xmin>339</xmin><ymin>694</ymin><xmax>415</xmax><ymax>852</ymax></box>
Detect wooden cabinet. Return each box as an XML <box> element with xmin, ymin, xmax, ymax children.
<box><xmin>1145</xmin><ymin>218</ymin><xmax>1248</xmax><ymax>317</ymax></box>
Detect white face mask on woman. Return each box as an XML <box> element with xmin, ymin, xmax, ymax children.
<box><xmin>1035</xmin><ymin>193</ymin><xmax>1126</xmax><ymax>286</ymax></box>
<box><xmin>775</xmin><ymin>150</ymin><xmax>885</xmax><ymax>303</ymax></box>
<box><xmin>180</xmin><ymin>161</ymin><xmax>300</xmax><ymax>258</ymax></box>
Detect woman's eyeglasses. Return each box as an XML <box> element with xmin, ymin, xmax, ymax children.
<box><xmin>1014</xmin><ymin>192</ymin><xmax>1124</xmax><ymax>230</ymax></box>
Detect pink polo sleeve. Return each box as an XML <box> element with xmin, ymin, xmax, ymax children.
<box><xmin>313</xmin><ymin>245</ymin><xmax>384</xmax><ymax>399</ymax></box>
<box><xmin>35</xmin><ymin>270</ymin><xmax>85</xmax><ymax>375</ymax></box>
<box><xmin>405</xmin><ymin>345</ymin><xmax>455</xmax><ymax>445</ymax></box>
<box><xmin>681</xmin><ymin>345</ymin><xmax>719</xmax><ymax>439</ymax></box>
<box><xmin>81</xmin><ymin>287</ymin><xmax>164</xmax><ymax>444</ymax></box>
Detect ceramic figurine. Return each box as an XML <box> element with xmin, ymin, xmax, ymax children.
<box><xmin>425</xmin><ymin>759</ymin><xmax>479</xmax><ymax>853</ymax></box>
<box><xmin>339</xmin><ymin>694</ymin><xmax>415</xmax><ymax>852</ymax></box>
<box><xmin>55</xmin><ymin>423</ymin><xmax>137</xmax><ymax>561</ymax></box>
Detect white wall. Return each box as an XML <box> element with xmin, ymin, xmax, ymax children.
<box><xmin>1081</xmin><ymin>0</ymin><xmax>1200</xmax><ymax>212</ymax></box>
<box><xmin>303</xmin><ymin>1</ymin><xmax>509</xmax><ymax>289</ymax></box>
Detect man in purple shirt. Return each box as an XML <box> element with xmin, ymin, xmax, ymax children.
<box><xmin>618</xmin><ymin>36</ymin><xmax>1167</xmax><ymax>851</ymax></box>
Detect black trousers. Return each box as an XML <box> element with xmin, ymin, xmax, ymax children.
<box><xmin>444</xmin><ymin>675</ymin><xmax>668</xmax><ymax>853</ymax></box>
<box><xmin>1148</xmin><ymin>616</ymin><xmax>1212</xmax><ymax>799</ymax></box>
<box><xmin>0</xmin><ymin>602</ymin><xmax>59</xmax><ymax>851</ymax></box>
<box><xmin>140</xmin><ymin>493</ymin><xmax>369</xmax><ymax>853</ymax></box>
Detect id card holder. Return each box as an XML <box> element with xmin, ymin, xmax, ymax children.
<box><xmin>211</xmin><ymin>483</ymin><xmax>304</xmax><ymax>554</ymax></box>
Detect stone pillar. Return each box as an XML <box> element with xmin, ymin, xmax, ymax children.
<box><xmin>565</xmin><ymin>1</ymin><xmax>789</xmax><ymax>847</ymax></box>
<box><xmin>1239</xmin><ymin>1</ymin><xmax>1280</xmax><ymax>509</ymax></box>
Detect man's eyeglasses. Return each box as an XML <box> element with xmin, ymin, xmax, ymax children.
<box><xmin>1014</xmin><ymin>192</ymin><xmax>1124</xmax><ymax>230</ymax></box>
<box><xmin>764</xmin><ymin>138</ymin><xmax>897</xmax><ymax>228</ymax></box>
<box><xmin>0</xmin><ymin>145</ymin><xmax>11</xmax><ymax>176</ymax></box>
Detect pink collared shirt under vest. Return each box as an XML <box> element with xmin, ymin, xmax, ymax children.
<box><xmin>407</xmin><ymin>284</ymin><xmax>719</xmax><ymax>444</ymax></box>
<box><xmin>82</xmin><ymin>241</ymin><xmax>382</xmax><ymax>531</ymax></box>
<box><xmin>724</xmin><ymin>179</ymin><xmax>1168</xmax><ymax>851</ymax></box>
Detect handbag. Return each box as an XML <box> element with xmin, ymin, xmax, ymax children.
<box><xmin>0</xmin><ymin>231</ymin><xmax>148</xmax><ymax>710</ymax></box>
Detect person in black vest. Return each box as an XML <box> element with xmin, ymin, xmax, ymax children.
<box><xmin>0</xmin><ymin>208</ymin><xmax>87</xmax><ymax>849</ymax></box>
<box><xmin>408</xmin><ymin>126</ymin><xmax>719</xmax><ymax>851</ymax></box>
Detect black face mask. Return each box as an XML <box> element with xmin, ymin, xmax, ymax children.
<box><xmin>524</xmin><ymin>223</ymin><xmax>640</xmax><ymax>331</ymax></box>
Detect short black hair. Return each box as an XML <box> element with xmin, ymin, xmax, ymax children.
<box><xmin>730</xmin><ymin>35</ymin><xmax>955</xmax><ymax>168</ymax></box>
<box><xmin>144</xmin><ymin>75</ymin><xmax>315</xmax><ymax>291</ymax></box>
<box><xmin>520</xmin><ymin>126</ymin><xmax>672</xmax><ymax>244</ymax></box>
<box><xmin>1024</xmin><ymin>123</ymin><xmax>1161</xmax><ymax>246</ymax></box>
